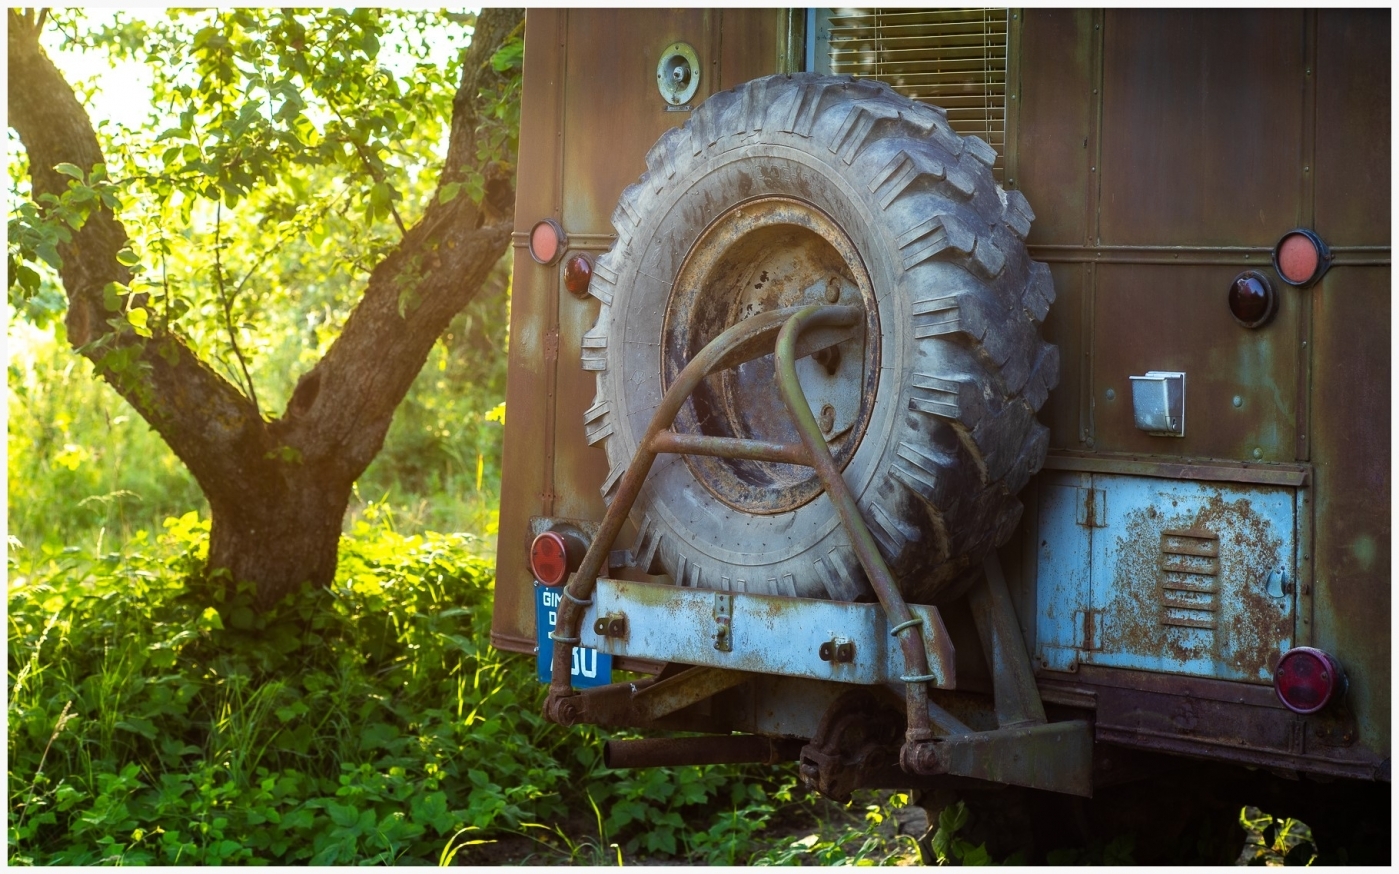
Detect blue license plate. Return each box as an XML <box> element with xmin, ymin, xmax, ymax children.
<box><xmin>535</xmin><ymin>582</ymin><xmax>612</xmax><ymax>687</ymax></box>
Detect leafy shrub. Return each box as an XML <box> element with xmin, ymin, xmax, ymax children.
<box><xmin>1237</xmin><ymin>806</ymin><xmax>1316</xmax><ymax>866</ymax></box>
<box><xmin>751</xmin><ymin>792</ymin><xmax>926</xmax><ymax>866</ymax></box>
<box><xmin>7</xmin><ymin>510</ymin><xmax>810</xmax><ymax>865</ymax></box>
<box><xmin>9</xmin><ymin>511</ymin><xmax>559</xmax><ymax>864</ymax></box>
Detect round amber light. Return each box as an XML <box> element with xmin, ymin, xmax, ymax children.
<box><xmin>563</xmin><ymin>254</ymin><xmax>593</xmax><ymax>297</ymax></box>
<box><xmin>1271</xmin><ymin>228</ymin><xmax>1330</xmax><ymax>287</ymax></box>
<box><xmin>529</xmin><ymin>219</ymin><xmax>566</xmax><ymax>266</ymax></box>
<box><xmin>1227</xmin><ymin>270</ymin><xmax>1276</xmax><ymax>328</ymax></box>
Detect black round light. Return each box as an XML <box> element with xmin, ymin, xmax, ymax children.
<box><xmin>1227</xmin><ymin>270</ymin><xmax>1277</xmax><ymax>328</ymax></box>
<box><xmin>563</xmin><ymin>253</ymin><xmax>593</xmax><ymax>297</ymax></box>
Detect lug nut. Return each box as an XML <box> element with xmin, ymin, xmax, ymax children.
<box><xmin>819</xmin><ymin>403</ymin><xmax>836</xmax><ymax>434</ymax></box>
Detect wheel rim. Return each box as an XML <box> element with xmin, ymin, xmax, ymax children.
<box><xmin>662</xmin><ymin>196</ymin><xmax>881</xmax><ymax>515</ymax></box>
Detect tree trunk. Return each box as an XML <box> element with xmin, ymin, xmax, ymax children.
<box><xmin>8</xmin><ymin>9</ymin><xmax>525</xmax><ymax>607</ymax></box>
<box><xmin>206</xmin><ymin>473</ymin><xmax>354</xmax><ymax>603</ymax></box>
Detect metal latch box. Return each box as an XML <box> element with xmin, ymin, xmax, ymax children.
<box><xmin>1129</xmin><ymin>371</ymin><xmax>1186</xmax><ymax>437</ymax></box>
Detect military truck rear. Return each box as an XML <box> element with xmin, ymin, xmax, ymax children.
<box><xmin>489</xmin><ymin>8</ymin><xmax>1389</xmax><ymax>814</ymax></box>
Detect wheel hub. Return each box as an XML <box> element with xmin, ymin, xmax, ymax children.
<box><xmin>662</xmin><ymin>197</ymin><xmax>881</xmax><ymax>515</ymax></box>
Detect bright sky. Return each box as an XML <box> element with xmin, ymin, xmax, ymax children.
<box><xmin>37</xmin><ymin>9</ymin><xmax>475</xmax><ymax>133</ymax></box>
<box><xmin>39</xmin><ymin>10</ymin><xmax>161</xmax><ymax>132</ymax></box>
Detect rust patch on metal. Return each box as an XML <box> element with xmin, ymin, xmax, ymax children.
<box><xmin>661</xmin><ymin>197</ymin><xmax>881</xmax><ymax>514</ymax></box>
<box><xmin>1101</xmin><ymin>491</ymin><xmax>1288</xmax><ymax>680</ymax></box>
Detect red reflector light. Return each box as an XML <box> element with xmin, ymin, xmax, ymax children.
<box><xmin>564</xmin><ymin>253</ymin><xmax>593</xmax><ymax>297</ymax></box>
<box><xmin>529</xmin><ymin>218</ymin><xmax>566</xmax><ymax>266</ymax></box>
<box><xmin>1271</xmin><ymin>228</ymin><xmax>1331</xmax><ymax>288</ymax></box>
<box><xmin>530</xmin><ymin>531</ymin><xmax>570</xmax><ymax>586</ymax></box>
<box><xmin>1274</xmin><ymin>646</ymin><xmax>1342</xmax><ymax>714</ymax></box>
<box><xmin>1227</xmin><ymin>270</ymin><xmax>1276</xmax><ymax>328</ymax></box>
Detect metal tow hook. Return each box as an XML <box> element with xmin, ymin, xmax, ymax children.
<box><xmin>818</xmin><ymin>639</ymin><xmax>855</xmax><ymax>664</ymax></box>
<box><xmin>592</xmin><ymin>613</ymin><xmax>628</xmax><ymax>639</ymax></box>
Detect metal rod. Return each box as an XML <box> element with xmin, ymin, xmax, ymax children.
<box><xmin>772</xmin><ymin>305</ymin><xmax>935</xmax><ymax>745</ymax></box>
<box><xmin>545</xmin><ymin>305</ymin><xmax>861</xmax><ymax>717</ymax></box>
<box><xmin>604</xmin><ymin>735</ymin><xmax>804</xmax><ymax>769</ymax></box>
<box><xmin>630</xmin><ymin>667</ymin><xmax>750</xmax><ymax>723</ymax></box>
<box><xmin>650</xmin><ymin>431</ymin><xmax>808</xmax><ymax>465</ymax></box>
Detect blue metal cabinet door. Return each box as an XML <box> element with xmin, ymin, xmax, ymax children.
<box><xmin>1035</xmin><ymin>472</ymin><xmax>1094</xmax><ymax>673</ymax></box>
<box><xmin>1084</xmin><ymin>475</ymin><xmax>1296</xmax><ymax>683</ymax></box>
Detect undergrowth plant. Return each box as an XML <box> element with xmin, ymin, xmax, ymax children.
<box><xmin>1237</xmin><ymin>806</ymin><xmax>1317</xmax><ymax>867</ymax></box>
<box><xmin>7</xmin><ymin>509</ymin><xmax>826</xmax><ymax>865</ymax></box>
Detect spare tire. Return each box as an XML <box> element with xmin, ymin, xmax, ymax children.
<box><xmin>581</xmin><ymin>73</ymin><xmax>1057</xmax><ymax>605</ymax></box>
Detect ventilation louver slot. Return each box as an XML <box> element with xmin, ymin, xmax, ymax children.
<box><xmin>819</xmin><ymin>8</ymin><xmax>1009</xmax><ymax>181</ymax></box>
<box><xmin>1158</xmin><ymin>528</ymin><xmax>1219</xmax><ymax>630</ymax></box>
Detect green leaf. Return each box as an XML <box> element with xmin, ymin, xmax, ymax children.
<box><xmin>14</xmin><ymin>263</ymin><xmax>41</xmax><ymax>294</ymax></box>
<box><xmin>35</xmin><ymin>242</ymin><xmax>62</xmax><ymax>270</ymax></box>
<box><xmin>957</xmin><ymin>840</ymin><xmax>991</xmax><ymax>866</ymax></box>
<box><xmin>411</xmin><ymin>791</ymin><xmax>455</xmax><ymax>834</ymax></box>
<box><xmin>116</xmin><ymin>248</ymin><xmax>140</xmax><ymax>267</ymax></box>
<box><xmin>115</xmin><ymin>715</ymin><xmax>157</xmax><ymax>738</ymax></box>
<box><xmin>326</xmin><ymin>801</ymin><xmax>359</xmax><ymax>829</ymax></box>
<box><xmin>103</xmin><ymin>282</ymin><xmax>127</xmax><ymax>312</ymax></box>
<box><xmin>126</xmin><ymin>307</ymin><xmax>151</xmax><ymax>337</ymax></box>
<box><xmin>54</xmin><ymin>162</ymin><xmax>84</xmax><ymax>180</ymax></box>
<box><xmin>490</xmin><ymin>39</ymin><xmax>524</xmax><ymax>73</ymax></box>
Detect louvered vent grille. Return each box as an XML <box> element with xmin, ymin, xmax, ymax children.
<box><xmin>820</xmin><ymin>8</ymin><xmax>1008</xmax><ymax>180</ymax></box>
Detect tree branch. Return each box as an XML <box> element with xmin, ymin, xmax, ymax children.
<box><xmin>7</xmin><ymin>10</ymin><xmax>272</xmax><ymax>505</ymax></box>
<box><xmin>213</xmin><ymin>201</ymin><xmax>260</xmax><ymax>416</ymax></box>
<box><xmin>274</xmin><ymin>8</ymin><xmax>524</xmax><ymax>478</ymax></box>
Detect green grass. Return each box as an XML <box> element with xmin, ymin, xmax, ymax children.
<box><xmin>8</xmin><ymin>321</ymin><xmax>205</xmax><ymax>550</ymax></box>
<box><xmin>8</xmin><ymin>508</ymin><xmax>934</xmax><ymax>865</ymax></box>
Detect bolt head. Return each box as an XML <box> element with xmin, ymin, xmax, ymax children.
<box><xmin>825</xmin><ymin>277</ymin><xmax>841</xmax><ymax>303</ymax></box>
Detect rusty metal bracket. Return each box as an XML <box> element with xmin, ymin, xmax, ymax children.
<box><xmin>605</xmin><ymin>734</ymin><xmax>803</xmax><ymax>769</ymax></box>
<box><xmin>905</xmin><ymin>719</ymin><xmax>1095</xmax><ymax>797</ymax></box>
<box><xmin>773</xmin><ymin>307</ymin><xmax>940</xmax><ymax>746</ymax></box>
<box><xmin>542</xmin><ymin>665</ymin><xmax>749</xmax><ymax>728</ymax></box>
<box><xmin>544</xmin><ymin>304</ymin><xmax>949</xmax><ymax>752</ymax></box>
<box><xmin>969</xmin><ymin>552</ymin><xmax>1048</xmax><ymax>730</ymax></box>
<box><xmin>581</xmin><ymin>578</ymin><xmax>954</xmax><ymax>686</ymax></box>
<box><xmin>799</xmin><ymin>690</ymin><xmax>905</xmax><ymax>803</ymax></box>
<box><xmin>592</xmin><ymin>612</ymin><xmax>628</xmax><ymax>639</ymax></box>
<box><xmin>631</xmin><ymin>666</ymin><xmax>749</xmax><ymax>723</ymax></box>
<box><xmin>818</xmin><ymin>639</ymin><xmax>855</xmax><ymax>664</ymax></box>
<box><xmin>712</xmin><ymin>593</ymin><xmax>733</xmax><ymax>652</ymax></box>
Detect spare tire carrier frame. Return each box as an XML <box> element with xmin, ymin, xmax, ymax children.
<box><xmin>544</xmin><ymin>304</ymin><xmax>937</xmax><ymax>741</ymax></box>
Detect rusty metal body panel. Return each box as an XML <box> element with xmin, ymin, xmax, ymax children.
<box><xmin>1034</xmin><ymin>471</ymin><xmax>1298</xmax><ymax>682</ymax></box>
<box><xmin>1012</xmin><ymin>7</ymin><xmax>1389</xmax><ymax>778</ymax></box>
<box><xmin>493</xmin><ymin>8</ymin><xmax>1389</xmax><ymax>785</ymax></box>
